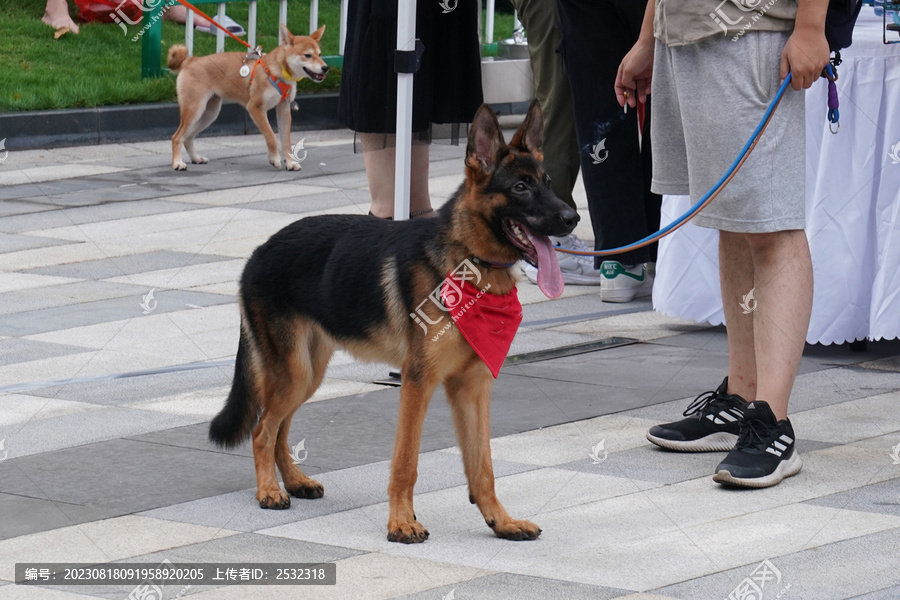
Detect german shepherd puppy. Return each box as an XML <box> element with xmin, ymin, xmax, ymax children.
<box><xmin>167</xmin><ymin>24</ymin><xmax>327</xmax><ymax>172</ymax></box>
<box><xmin>209</xmin><ymin>101</ymin><xmax>579</xmax><ymax>543</ymax></box>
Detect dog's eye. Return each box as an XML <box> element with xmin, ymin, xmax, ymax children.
<box><xmin>305</xmin><ymin>54</ymin><xmax>312</xmax><ymax>58</ymax></box>
<box><xmin>514</xmin><ymin>182</ymin><xmax>528</xmax><ymax>193</ymax></box>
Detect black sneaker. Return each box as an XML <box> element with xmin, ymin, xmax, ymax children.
<box><xmin>646</xmin><ymin>377</ymin><xmax>747</xmax><ymax>452</ymax></box>
<box><xmin>713</xmin><ymin>400</ymin><xmax>802</xmax><ymax>488</ymax></box>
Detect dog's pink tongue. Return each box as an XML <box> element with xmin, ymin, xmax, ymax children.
<box><xmin>527</xmin><ymin>229</ymin><xmax>565</xmax><ymax>298</ymax></box>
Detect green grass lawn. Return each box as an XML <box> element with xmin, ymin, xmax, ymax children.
<box><xmin>0</xmin><ymin>0</ymin><xmax>514</xmax><ymax>112</ymax></box>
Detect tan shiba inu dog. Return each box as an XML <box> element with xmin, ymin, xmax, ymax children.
<box><xmin>168</xmin><ymin>24</ymin><xmax>327</xmax><ymax>171</ymax></box>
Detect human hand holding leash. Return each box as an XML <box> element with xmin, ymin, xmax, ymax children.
<box><xmin>781</xmin><ymin>0</ymin><xmax>831</xmax><ymax>90</ymax></box>
<box><xmin>615</xmin><ymin>0</ymin><xmax>656</xmax><ymax>108</ymax></box>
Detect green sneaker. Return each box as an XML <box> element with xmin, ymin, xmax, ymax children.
<box><xmin>599</xmin><ymin>261</ymin><xmax>653</xmax><ymax>303</ymax></box>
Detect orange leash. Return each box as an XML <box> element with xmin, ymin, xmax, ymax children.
<box><xmin>174</xmin><ymin>0</ymin><xmax>253</xmax><ymax>50</ymax></box>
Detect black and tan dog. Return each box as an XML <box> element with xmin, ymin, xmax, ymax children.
<box><xmin>209</xmin><ymin>101</ymin><xmax>578</xmax><ymax>543</ymax></box>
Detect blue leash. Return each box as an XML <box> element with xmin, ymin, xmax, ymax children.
<box><xmin>558</xmin><ymin>72</ymin><xmax>795</xmax><ymax>258</ymax></box>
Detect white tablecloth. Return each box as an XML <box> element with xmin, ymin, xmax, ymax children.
<box><xmin>653</xmin><ymin>12</ymin><xmax>900</xmax><ymax>344</ymax></box>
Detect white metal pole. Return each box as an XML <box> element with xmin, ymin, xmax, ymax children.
<box><xmin>279</xmin><ymin>0</ymin><xmax>288</xmax><ymax>32</ymax></box>
<box><xmin>310</xmin><ymin>0</ymin><xmax>319</xmax><ymax>35</ymax></box>
<box><xmin>393</xmin><ymin>0</ymin><xmax>415</xmax><ymax>221</ymax></box>
<box><xmin>216</xmin><ymin>3</ymin><xmax>225</xmax><ymax>53</ymax></box>
<box><xmin>485</xmin><ymin>0</ymin><xmax>495</xmax><ymax>44</ymax></box>
<box><xmin>248</xmin><ymin>0</ymin><xmax>257</xmax><ymax>49</ymax></box>
<box><xmin>339</xmin><ymin>0</ymin><xmax>348</xmax><ymax>55</ymax></box>
<box><xmin>185</xmin><ymin>9</ymin><xmax>194</xmax><ymax>56</ymax></box>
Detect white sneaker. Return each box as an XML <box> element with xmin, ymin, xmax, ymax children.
<box><xmin>599</xmin><ymin>261</ymin><xmax>654</xmax><ymax>302</ymax></box>
<box><xmin>523</xmin><ymin>233</ymin><xmax>603</xmax><ymax>286</ymax></box>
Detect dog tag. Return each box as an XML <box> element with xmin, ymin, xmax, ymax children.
<box><xmin>240</xmin><ymin>64</ymin><xmax>250</xmax><ymax>78</ymax></box>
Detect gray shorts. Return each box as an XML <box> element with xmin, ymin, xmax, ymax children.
<box><xmin>650</xmin><ymin>31</ymin><xmax>806</xmax><ymax>233</ymax></box>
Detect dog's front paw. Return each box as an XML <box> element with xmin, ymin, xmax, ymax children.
<box><xmin>257</xmin><ymin>487</ymin><xmax>291</xmax><ymax>509</ymax></box>
<box><xmin>285</xmin><ymin>159</ymin><xmax>302</xmax><ymax>171</ymax></box>
<box><xmin>269</xmin><ymin>155</ymin><xmax>283</xmax><ymax>169</ymax></box>
<box><xmin>173</xmin><ymin>161</ymin><xmax>188</xmax><ymax>171</ymax></box>
<box><xmin>191</xmin><ymin>157</ymin><xmax>208</xmax><ymax>164</ymax></box>
<box><xmin>387</xmin><ymin>519</ymin><xmax>429</xmax><ymax>544</ymax></box>
<box><xmin>286</xmin><ymin>480</ymin><xmax>324</xmax><ymax>499</ymax></box>
<box><xmin>489</xmin><ymin>517</ymin><xmax>541</xmax><ymax>541</ymax></box>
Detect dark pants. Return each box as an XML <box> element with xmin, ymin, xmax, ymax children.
<box><xmin>556</xmin><ymin>0</ymin><xmax>661</xmax><ymax>267</ymax></box>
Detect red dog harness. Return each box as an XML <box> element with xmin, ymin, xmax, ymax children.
<box><xmin>250</xmin><ymin>59</ymin><xmax>293</xmax><ymax>104</ymax></box>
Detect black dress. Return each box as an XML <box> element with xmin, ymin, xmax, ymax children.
<box><xmin>338</xmin><ymin>0</ymin><xmax>484</xmax><ymax>136</ymax></box>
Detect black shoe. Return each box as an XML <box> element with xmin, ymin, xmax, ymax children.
<box><xmin>713</xmin><ymin>400</ymin><xmax>802</xmax><ymax>488</ymax></box>
<box><xmin>646</xmin><ymin>377</ymin><xmax>747</xmax><ymax>452</ymax></box>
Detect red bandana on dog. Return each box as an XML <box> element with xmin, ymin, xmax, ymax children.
<box><xmin>441</xmin><ymin>275</ymin><xmax>523</xmax><ymax>378</ymax></box>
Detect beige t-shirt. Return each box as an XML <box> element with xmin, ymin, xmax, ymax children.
<box><xmin>654</xmin><ymin>0</ymin><xmax>797</xmax><ymax>46</ymax></box>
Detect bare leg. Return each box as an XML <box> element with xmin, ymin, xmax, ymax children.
<box><xmin>163</xmin><ymin>5</ymin><xmax>211</xmax><ymax>28</ymax></box>
<box><xmin>361</xmin><ymin>134</ymin><xmax>433</xmax><ymax>218</ymax></box>
<box><xmin>745</xmin><ymin>229</ymin><xmax>812</xmax><ymax>420</ymax></box>
<box><xmin>719</xmin><ymin>231</ymin><xmax>758</xmax><ymax>402</ymax></box>
<box><xmin>42</xmin><ymin>0</ymin><xmax>79</xmax><ymax>34</ymax></box>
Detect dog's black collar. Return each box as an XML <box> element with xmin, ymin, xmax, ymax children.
<box><xmin>470</xmin><ymin>256</ymin><xmax>515</xmax><ymax>270</ymax></box>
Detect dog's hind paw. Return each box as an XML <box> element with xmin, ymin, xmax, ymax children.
<box><xmin>387</xmin><ymin>520</ymin><xmax>430</xmax><ymax>544</ymax></box>
<box><xmin>173</xmin><ymin>161</ymin><xmax>188</xmax><ymax>171</ymax></box>
<box><xmin>257</xmin><ymin>489</ymin><xmax>291</xmax><ymax>510</ymax></box>
<box><xmin>286</xmin><ymin>480</ymin><xmax>324</xmax><ymax>499</ymax></box>
<box><xmin>490</xmin><ymin>517</ymin><xmax>541</xmax><ymax>541</ymax></box>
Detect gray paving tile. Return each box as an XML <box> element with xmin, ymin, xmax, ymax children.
<box><xmin>654</xmin><ymin>527</ymin><xmax>900</xmax><ymax>600</ymax></box>
<box><xmin>554</xmin><ymin>439</ymin><xmax>836</xmax><ymax>485</ymax></box>
<box><xmin>0</xmin><ymin>290</ymin><xmax>232</xmax><ymax>336</ymax></box>
<box><xmin>806</xmin><ymin>479</ymin><xmax>900</xmax><ymax>518</ymax></box>
<box><xmin>23</xmin><ymin>251</ymin><xmax>231</xmax><ymax>280</ymax></box>
<box><xmin>0</xmin><ymin>280</ymin><xmax>146</xmax><ymax>317</ymax></box>
<box><xmin>0</xmin><ymin>338</ymin><xmax>88</xmax><ymax>367</ymax></box>
<box><xmin>848</xmin><ymin>585</ymin><xmax>900</xmax><ymax>599</ymax></box>
<box><xmin>507</xmin><ymin>343</ymin><xmax>731</xmax><ymax>403</ymax></box>
<box><xmin>52</xmin><ymin>199</ymin><xmax>206</xmax><ymax>227</ymax></box>
<box><xmin>0</xmin><ymin>438</ymin><xmax>255</xmax><ymax>526</ymax></box>
<box><xmin>142</xmin><ymin>452</ymin><xmax>536</xmax><ymax>533</ymax></box>
<box><xmin>0</xmin><ymin>492</ymin><xmax>119</xmax><ymax>541</ymax></box>
<box><xmin>398</xmin><ymin>573</ymin><xmax>632</xmax><ymax>600</ymax></box>
<box><xmin>30</xmin><ymin>365</ymin><xmax>232</xmax><ymax>405</ymax></box>
<box><xmin>0</xmin><ymin>232</ymin><xmax>70</xmax><ymax>254</ymax></box>
<box><xmin>0</xmin><ymin>406</ymin><xmax>200</xmax><ymax>458</ymax></box>
<box><xmin>248</xmin><ymin>189</ymin><xmax>372</xmax><ymax>214</ymax></box>
<box><xmin>0</xmin><ymin>207</ymin><xmax>82</xmax><ymax>233</ymax></box>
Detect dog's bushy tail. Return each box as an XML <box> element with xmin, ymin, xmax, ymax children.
<box><xmin>167</xmin><ymin>45</ymin><xmax>190</xmax><ymax>74</ymax></box>
<box><xmin>209</xmin><ymin>331</ymin><xmax>259</xmax><ymax>447</ymax></box>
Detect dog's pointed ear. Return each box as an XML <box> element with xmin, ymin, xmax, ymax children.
<box><xmin>310</xmin><ymin>24</ymin><xmax>325</xmax><ymax>42</ymax></box>
<box><xmin>509</xmin><ymin>99</ymin><xmax>544</xmax><ymax>161</ymax></box>
<box><xmin>280</xmin><ymin>23</ymin><xmax>294</xmax><ymax>46</ymax></box>
<box><xmin>465</xmin><ymin>104</ymin><xmax>506</xmax><ymax>175</ymax></box>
